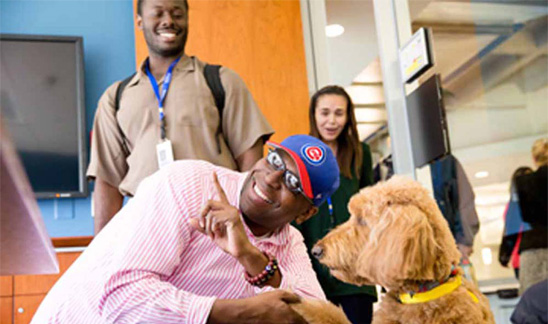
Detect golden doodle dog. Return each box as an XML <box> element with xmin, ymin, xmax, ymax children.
<box><xmin>313</xmin><ymin>176</ymin><xmax>495</xmax><ymax>324</ymax></box>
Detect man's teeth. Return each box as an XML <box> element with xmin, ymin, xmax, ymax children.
<box><xmin>253</xmin><ymin>184</ymin><xmax>272</xmax><ymax>204</ymax></box>
<box><xmin>160</xmin><ymin>33</ymin><xmax>176</xmax><ymax>39</ymax></box>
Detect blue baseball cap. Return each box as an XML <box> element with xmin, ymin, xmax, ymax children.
<box><xmin>267</xmin><ymin>135</ymin><xmax>340</xmax><ymax>206</ymax></box>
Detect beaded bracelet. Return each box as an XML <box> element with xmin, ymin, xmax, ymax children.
<box><xmin>244</xmin><ymin>252</ymin><xmax>278</xmax><ymax>287</ymax></box>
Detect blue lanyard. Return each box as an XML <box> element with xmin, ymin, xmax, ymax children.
<box><xmin>327</xmin><ymin>196</ymin><xmax>335</xmax><ymax>229</ymax></box>
<box><xmin>145</xmin><ymin>56</ymin><xmax>181</xmax><ymax>139</ymax></box>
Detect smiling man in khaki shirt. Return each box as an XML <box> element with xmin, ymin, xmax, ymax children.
<box><xmin>87</xmin><ymin>0</ymin><xmax>273</xmax><ymax>234</ymax></box>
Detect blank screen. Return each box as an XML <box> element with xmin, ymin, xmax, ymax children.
<box><xmin>0</xmin><ymin>37</ymin><xmax>84</xmax><ymax>196</ymax></box>
<box><xmin>406</xmin><ymin>74</ymin><xmax>449</xmax><ymax>168</ymax></box>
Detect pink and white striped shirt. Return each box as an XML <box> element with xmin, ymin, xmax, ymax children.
<box><xmin>32</xmin><ymin>160</ymin><xmax>326</xmax><ymax>324</ymax></box>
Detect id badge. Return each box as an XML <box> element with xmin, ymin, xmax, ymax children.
<box><xmin>156</xmin><ymin>139</ymin><xmax>174</xmax><ymax>169</ymax></box>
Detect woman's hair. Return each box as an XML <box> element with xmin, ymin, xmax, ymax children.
<box><xmin>511</xmin><ymin>166</ymin><xmax>533</xmax><ymax>192</ymax></box>
<box><xmin>532</xmin><ymin>137</ymin><xmax>548</xmax><ymax>167</ymax></box>
<box><xmin>309</xmin><ymin>85</ymin><xmax>362</xmax><ymax>179</ymax></box>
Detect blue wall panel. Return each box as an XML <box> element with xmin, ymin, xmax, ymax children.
<box><xmin>1</xmin><ymin>0</ymin><xmax>136</xmax><ymax>237</ymax></box>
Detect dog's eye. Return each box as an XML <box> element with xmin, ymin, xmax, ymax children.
<box><xmin>357</xmin><ymin>218</ymin><xmax>367</xmax><ymax>227</ymax></box>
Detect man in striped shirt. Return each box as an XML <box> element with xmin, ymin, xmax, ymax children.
<box><xmin>32</xmin><ymin>135</ymin><xmax>340</xmax><ymax>324</ymax></box>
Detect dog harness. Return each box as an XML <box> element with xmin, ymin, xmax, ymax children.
<box><xmin>399</xmin><ymin>271</ymin><xmax>479</xmax><ymax>304</ymax></box>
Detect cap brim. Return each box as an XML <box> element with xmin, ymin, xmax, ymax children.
<box><xmin>267</xmin><ymin>141</ymin><xmax>313</xmax><ymax>199</ymax></box>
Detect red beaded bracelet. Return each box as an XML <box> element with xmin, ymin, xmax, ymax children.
<box><xmin>244</xmin><ymin>252</ymin><xmax>278</xmax><ymax>287</ymax></box>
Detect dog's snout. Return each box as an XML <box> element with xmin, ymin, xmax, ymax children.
<box><xmin>312</xmin><ymin>245</ymin><xmax>324</xmax><ymax>259</ymax></box>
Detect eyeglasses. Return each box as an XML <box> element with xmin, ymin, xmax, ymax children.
<box><xmin>266</xmin><ymin>149</ymin><xmax>313</xmax><ymax>205</ymax></box>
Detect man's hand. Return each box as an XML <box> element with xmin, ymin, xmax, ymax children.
<box><xmin>190</xmin><ymin>172</ymin><xmax>281</xmax><ymax>287</ymax></box>
<box><xmin>458</xmin><ymin>244</ymin><xmax>474</xmax><ymax>259</ymax></box>
<box><xmin>208</xmin><ymin>290</ymin><xmax>307</xmax><ymax>324</ymax></box>
<box><xmin>189</xmin><ymin>172</ymin><xmax>254</xmax><ymax>258</ymax></box>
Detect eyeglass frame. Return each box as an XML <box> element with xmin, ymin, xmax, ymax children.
<box><xmin>266</xmin><ymin>148</ymin><xmax>314</xmax><ymax>205</ymax></box>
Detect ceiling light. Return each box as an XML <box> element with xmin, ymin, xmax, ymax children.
<box><xmin>326</xmin><ymin>24</ymin><xmax>345</xmax><ymax>38</ymax></box>
<box><xmin>475</xmin><ymin>171</ymin><xmax>489</xmax><ymax>179</ymax></box>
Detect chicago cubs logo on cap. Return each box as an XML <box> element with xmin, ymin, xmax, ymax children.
<box><xmin>301</xmin><ymin>144</ymin><xmax>325</xmax><ymax>165</ymax></box>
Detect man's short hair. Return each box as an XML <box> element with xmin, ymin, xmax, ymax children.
<box><xmin>137</xmin><ymin>0</ymin><xmax>189</xmax><ymax>16</ymax></box>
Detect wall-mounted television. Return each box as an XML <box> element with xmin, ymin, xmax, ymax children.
<box><xmin>406</xmin><ymin>74</ymin><xmax>450</xmax><ymax>168</ymax></box>
<box><xmin>0</xmin><ymin>34</ymin><xmax>88</xmax><ymax>198</ymax></box>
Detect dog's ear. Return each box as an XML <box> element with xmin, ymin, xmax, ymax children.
<box><xmin>356</xmin><ymin>203</ymin><xmax>444</xmax><ymax>288</ymax></box>
<box><xmin>348</xmin><ymin>191</ymin><xmax>368</xmax><ymax>218</ymax></box>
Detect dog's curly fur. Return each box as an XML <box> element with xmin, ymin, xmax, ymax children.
<box><xmin>314</xmin><ymin>176</ymin><xmax>495</xmax><ymax>324</ymax></box>
<box><xmin>290</xmin><ymin>297</ymin><xmax>351</xmax><ymax>324</ymax></box>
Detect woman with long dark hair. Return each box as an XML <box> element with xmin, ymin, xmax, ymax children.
<box><xmin>294</xmin><ymin>85</ymin><xmax>377</xmax><ymax>323</ymax></box>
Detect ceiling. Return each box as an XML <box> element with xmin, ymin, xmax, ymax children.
<box><xmin>324</xmin><ymin>0</ymin><xmax>548</xmax><ymax>183</ymax></box>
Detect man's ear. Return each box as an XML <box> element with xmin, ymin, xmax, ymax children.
<box><xmin>136</xmin><ymin>15</ymin><xmax>143</xmax><ymax>30</ymax></box>
<box><xmin>294</xmin><ymin>206</ymin><xmax>318</xmax><ymax>225</ymax></box>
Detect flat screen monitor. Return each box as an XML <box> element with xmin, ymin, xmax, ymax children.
<box><xmin>0</xmin><ymin>34</ymin><xmax>88</xmax><ymax>198</ymax></box>
<box><xmin>406</xmin><ymin>74</ymin><xmax>450</xmax><ymax>168</ymax></box>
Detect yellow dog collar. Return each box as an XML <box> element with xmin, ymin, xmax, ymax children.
<box><xmin>399</xmin><ymin>275</ymin><xmax>479</xmax><ymax>304</ymax></box>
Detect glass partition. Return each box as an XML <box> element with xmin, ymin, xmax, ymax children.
<box><xmin>413</xmin><ymin>1</ymin><xmax>547</xmax><ymax>285</ymax></box>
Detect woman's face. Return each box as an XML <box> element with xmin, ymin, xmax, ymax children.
<box><xmin>314</xmin><ymin>94</ymin><xmax>348</xmax><ymax>144</ymax></box>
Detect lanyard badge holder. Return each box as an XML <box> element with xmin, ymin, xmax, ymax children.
<box><xmin>156</xmin><ymin>140</ymin><xmax>174</xmax><ymax>169</ymax></box>
<box><xmin>146</xmin><ymin>56</ymin><xmax>181</xmax><ymax>169</ymax></box>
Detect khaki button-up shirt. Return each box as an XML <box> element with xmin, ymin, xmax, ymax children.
<box><xmin>87</xmin><ymin>55</ymin><xmax>274</xmax><ymax>196</ymax></box>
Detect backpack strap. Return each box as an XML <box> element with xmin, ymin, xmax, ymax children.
<box><xmin>113</xmin><ymin>73</ymin><xmax>136</xmax><ymax>154</ymax></box>
<box><xmin>203</xmin><ymin>64</ymin><xmax>225</xmax><ymax>154</ymax></box>
<box><xmin>115</xmin><ymin>72</ymin><xmax>136</xmax><ymax>112</ymax></box>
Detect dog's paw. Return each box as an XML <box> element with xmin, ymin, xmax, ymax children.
<box><xmin>289</xmin><ymin>298</ymin><xmax>351</xmax><ymax>324</ymax></box>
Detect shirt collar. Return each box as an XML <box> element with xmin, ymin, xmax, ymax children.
<box><xmin>130</xmin><ymin>54</ymin><xmax>195</xmax><ymax>87</ymax></box>
<box><xmin>242</xmin><ymin>219</ymin><xmax>291</xmax><ymax>247</ymax></box>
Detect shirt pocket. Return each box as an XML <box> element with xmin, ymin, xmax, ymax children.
<box><xmin>167</xmin><ymin>77</ymin><xmax>220</xmax><ymax>128</ymax></box>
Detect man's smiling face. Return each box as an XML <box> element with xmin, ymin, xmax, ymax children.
<box><xmin>239</xmin><ymin>150</ymin><xmax>315</xmax><ymax>235</ymax></box>
<box><xmin>137</xmin><ymin>0</ymin><xmax>188</xmax><ymax>58</ymax></box>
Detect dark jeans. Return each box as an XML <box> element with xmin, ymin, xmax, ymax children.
<box><xmin>329</xmin><ymin>293</ymin><xmax>376</xmax><ymax>324</ymax></box>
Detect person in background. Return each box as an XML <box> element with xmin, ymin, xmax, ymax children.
<box><xmin>31</xmin><ymin>135</ymin><xmax>339</xmax><ymax>324</ymax></box>
<box><xmin>511</xmin><ymin>279</ymin><xmax>548</xmax><ymax>324</ymax></box>
<box><xmin>87</xmin><ymin>0</ymin><xmax>274</xmax><ymax>234</ymax></box>
<box><xmin>515</xmin><ymin>137</ymin><xmax>548</xmax><ymax>294</ymax></box>
<box><xmin>294</xmin><ymin>85</ymin><xmax>377</xmax><ymax>324</ymax></box>
<box><xmin>499</xmin><ymin>166</ymin><xmax>533</xmax><ymax>279</ymax></box>
<box><xmin>430</xmin><ymin>154</ymin><xmax>480</xmax><ymax>263</ymax></box>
